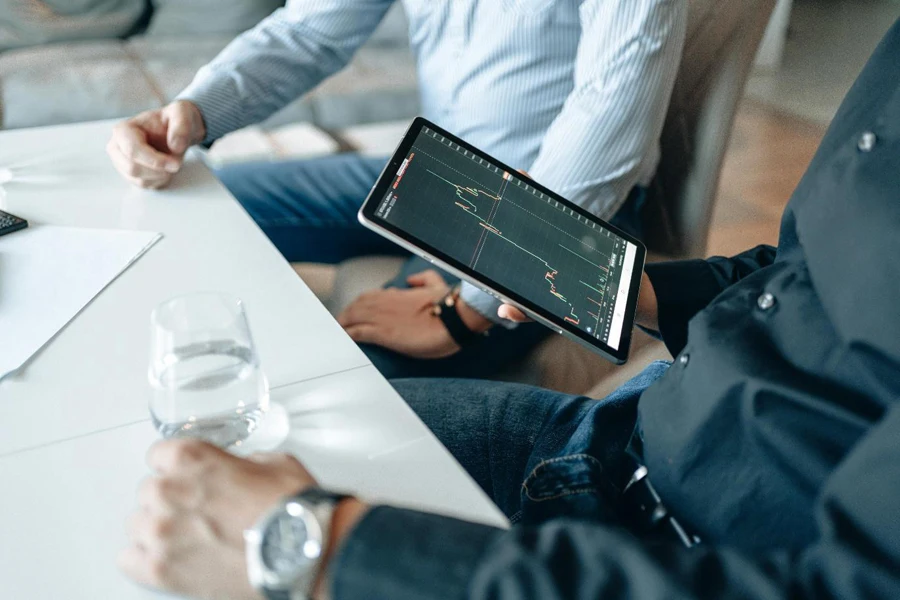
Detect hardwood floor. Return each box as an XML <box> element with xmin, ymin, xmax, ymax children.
<box><xmin>706</xmin><ymin>99</ymin><xmax>827</xmax><ymax>257</ymax></box>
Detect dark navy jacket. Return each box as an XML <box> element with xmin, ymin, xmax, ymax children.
<box><xmin>332</xmin><ymin>19</ymin><xmax>900</xmax><ymax>600</ymax></box>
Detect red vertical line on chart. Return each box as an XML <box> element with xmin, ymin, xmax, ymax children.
<box><xmin>429</xmin><ymin>171</ymin><xmax>581</xmax><ymax>322</ymax></box>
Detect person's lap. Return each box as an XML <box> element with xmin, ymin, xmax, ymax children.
<box><xmin>216</xmin><ymin>154</ymin><xmax>645</xmax><ymax>380</ymax></box>
<box><xmin>390</xmin><ymin>361</ymin><xmax>670</xmax><ymax>524</ymax></box>
<box><xmin>216</xmin><ymin>154</ymin><xmax>405</xmax><ymax>263</ymax></box>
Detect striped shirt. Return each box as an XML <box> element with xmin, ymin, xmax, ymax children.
<box><xmin>180</xmin><ymin>0</ymin><xmax>687</xmax><ymax>323</ymax></box>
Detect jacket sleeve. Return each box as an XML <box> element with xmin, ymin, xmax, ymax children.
<box><xmin>644</xmin><ymin>244</ymin><xmax>776</xmax><ymax>355</ymax></box>
<box><xmin>331</xmin><ymin>404</ymin><xmax>900</xmax><ymax>600</ymax></box>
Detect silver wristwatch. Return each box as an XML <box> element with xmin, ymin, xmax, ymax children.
<box><xmin>245</xmin><ymin>488</ymin><xmax>348</xmax><ymax>600</ymax></box>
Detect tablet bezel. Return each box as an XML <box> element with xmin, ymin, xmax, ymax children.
<box><xmin>358</xmin><ymin>117</ymin><xmax>646</xmax><ymax>364</ymax></box>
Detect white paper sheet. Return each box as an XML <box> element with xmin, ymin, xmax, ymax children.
<box><xmin>0</xmin><ymin>225</ymin><xmax>161</xmax><ymax>379</ymax></box>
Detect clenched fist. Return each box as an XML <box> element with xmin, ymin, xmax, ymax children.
<box><xmin>107</xmin><ymin>100</ymin><xmax>207</xmax><ymax>189</ymax></box>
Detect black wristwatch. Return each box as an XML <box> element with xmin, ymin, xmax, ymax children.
<box><xmin>432</xmin><ymin>286</ymin><xmax>488</xmax><ymax>347</ymax></box>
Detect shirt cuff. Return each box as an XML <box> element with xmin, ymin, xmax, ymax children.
<box><xmin>331</xmin><ymin>506</ymin><xmax>502</xmax><ymax>600</ymax></box>
<box><xmin>176</xmin><ymin>77</ymin><xmax>246</xmax><ymax>147</ymax></box>
<box><xmin>644</xmin><ymin>259</ymin><xmax>725</xmax><ymax>356</ymax></box>
<box><xmin>460</xmin><ymin>283</ymin><xmax>517</xmax><ymax>330</ymax></box>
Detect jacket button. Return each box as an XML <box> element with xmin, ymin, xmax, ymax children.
<box><xmin>757</xmin><ymin>293</ymin><xmax>776</xmax><ymax>311</ymax></box>
<box><xmin>678</xmin><ymin>353</ymin><xmax>690</xmax><ymax>366</ymax></box>
<box><xmin>858</xmin><ymin>131</ymin><xmax>877</xmax><ymax>152</ymax></box>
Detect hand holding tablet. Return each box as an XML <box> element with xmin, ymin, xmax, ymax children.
<box><xmin>358</xmin><ymin>118</ymin><xmax>647</xmax><ymax>364</ymax></box>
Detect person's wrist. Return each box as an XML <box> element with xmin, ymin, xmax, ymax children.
<box><xmin>456</xmin><ymin>298</ymin><xmax>494</xmax><ymax>334</ymax></box>
<box><xmin>312</xmin><ymin>498</ymin><xmax>369</xmax><ymax>600</ymax></box>
<box><xmin>635</xmin><ymin>271</ymin><xmax>659</xmax><ymax>331</ymax></box>
<box><xmin>173</xmin><ymin>99</ymin><xmax>207</xmax><ymax>145</ymax></box>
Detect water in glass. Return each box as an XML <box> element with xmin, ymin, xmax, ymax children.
<box><xmin>149</xmin><ymin>294</ymin><xmax>269</xmax><ymax>447</ymax></box>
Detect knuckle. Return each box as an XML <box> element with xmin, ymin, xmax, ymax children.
<box><xmin>172</xmin><ymin>440</ymin><xmax>207</xmax><ymax>467</ymax></box>
<box><xmin>143</xmin><ymin>477</ymin><xmax>169</xmax><ymax>503</ymax></box>
<box><xmin>147</xmin><ymin>556</ymin><xmax>171</xmax><ymax>584</ymax></box>
<box><xmin>150</xmin><ymin>515</ymin><xmax>175</xmax><ymax>540</ymax></box>
<box><xmin>121</xmin><ymin>144</ymin><xmax>137</xmax><ymax>161</ymax></box>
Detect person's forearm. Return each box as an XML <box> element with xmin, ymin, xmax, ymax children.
<box><xmin>459</xmin><ymin>283</ymin><xmax>518</xmax><ymax>330</ymax></box>
<box><xmin>635</xmin><ymin>271</ymin><xmax>659</xmax><ymax>332</ymax></box>
<box><xmin>177</xmin><ymin>0</ymin><xmax>394</xmax><ymax>144</ymax></box>
<box><xmin>456</xmin><ymin>298</ymin><xmax>495</xmax><ymax>334</ymax></box>
<box><xmin>527</xmin><ymin>0</ymin><xmax>688</xmax><ymax>218</ymax></box>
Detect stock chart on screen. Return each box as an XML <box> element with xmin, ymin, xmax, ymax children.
<box><xmin>375</xmin><ymin>127</ymin><xmax>637</xmax><ymax>349</ymax></box>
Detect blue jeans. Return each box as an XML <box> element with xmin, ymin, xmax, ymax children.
<box><xmin>217</xmin><ymin>154</ymin><xmax>646</xmax><ymax>380</ymax></box>
<box><xmin>391</xmin><ymin>360</ymin><xmax>670</xmax><ymax>525</ymax></box>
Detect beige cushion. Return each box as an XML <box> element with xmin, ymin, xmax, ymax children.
<box><xmin>146</xmin><ymin>0</ymin><xmax>284</xmax><ymax>36</ymax></box>
<box><xmin>0</xmin><ymin>41</ymin><xmax>161</xmax><ymax>129</ymax></box>
<box><xmin>507</xmin><ymin>329</ymin><xmax>668</xmax><ymax>396</ymax></box>
<box><xmin>0</xmin><ymin>0</ymin><xmax>146</xmax><ymax>50</ymax></box>
<box><xmin>125</xmin><ymin>36</ymin><xmax>233</xmax><ymax>101</ymax></box>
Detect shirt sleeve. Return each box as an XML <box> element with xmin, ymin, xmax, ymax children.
<box><xmin>331</xmin><ymin>405</ymin><xmax>900</xmax><ymax>600</ymax></box>
<box><xmin>527</xmin><ymin>0</ymin><xmax>688</xmax><ymax>219</ymax></box>
<box><xmin>460</xmin><ymin>0</ymin><xmax>688</xmax><ymax>326</ymax></box>
<box><xmin>645</xmin><ymin>244</ymin><xmax>777</xmax><ymax>355</ymax></box>
<box><xmin>176</xmin><ymin>0</ymin><xmax>396</xmax><ymax>144</ymax></box>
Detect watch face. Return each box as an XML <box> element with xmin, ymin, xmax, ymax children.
<box><xmin>261</xmin><ymin>509</ymin><xmax>321</xmax><ymax>577</ymax></box>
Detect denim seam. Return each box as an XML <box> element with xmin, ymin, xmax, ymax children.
<box><xmin>523</xmin><ymin>486</ymin><xmax>602</xmax><ymax>503</ymax></box>
<box><xmin>522</xmin><ymin>454</ymin><xmax>614</xmax><ymax>502</ymax></box>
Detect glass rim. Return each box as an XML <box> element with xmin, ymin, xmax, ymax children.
<box><xmin>150</xmin><ymin>291</ymin><xmax>246</xmax><ymax>331</ymax></box>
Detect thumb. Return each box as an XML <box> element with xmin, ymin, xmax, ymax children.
<box><xmin>165</xmin><ymin>104</ymin><xmax>195</xmax><ymax>155</ymax></box>
<box><xmin>407</xmin><ymin>270</ymin><xmax>444</xmax><ymax>288</ymax></box>
<box><xmin>345</xmin><ymin>324</ymin><xmax>384</xmax><ymax>346</ymax></box>
<box><xmin>498</xmin><ymin>304</ymin><xmax>530</xmax><ymax>323</ymax></box>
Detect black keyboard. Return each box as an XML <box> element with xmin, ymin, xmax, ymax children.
<box><xmin>0</xmin><ymin>209</ymin><xmax>28</xmax><ymax>237</ymax></box>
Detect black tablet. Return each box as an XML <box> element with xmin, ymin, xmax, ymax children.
<box><xmin>358</xmin><ymin>118</ymin><xmax>646</xmax><ymax>364</ymax></box>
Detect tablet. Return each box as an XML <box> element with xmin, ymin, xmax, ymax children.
<box><xmin>358</xmin><ymin>118</ymin><xmax>646</xmax><ymax>364</ymax></box>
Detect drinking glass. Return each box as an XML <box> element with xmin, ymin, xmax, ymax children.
<box><xmin>149</xmin><ymin>293</ymin><xmax>269</xmax><ymax>447</ymax></box>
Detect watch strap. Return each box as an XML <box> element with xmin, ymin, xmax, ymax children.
<box><xmin>295</xmin><ymin>488</ymin><xmax>350</xmax><ymax>506</ymax></box>
<box><xmin>276</xmin><ymin>489</ymin><xmax>350</xmax><ymax>600</ymax></box>
<box><xmin>434</xmin><ymin>288</ymin><xmax>485</xmax><ymax>347</ymax></box>
<box><xmin>262</xmin><ymin>589</ymin><xmax>292</xmax><ymax>600</ymax></box>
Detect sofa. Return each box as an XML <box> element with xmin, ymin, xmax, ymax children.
<box><xmin>0</xmin><ymin>0</ymin><xmax>419</xmax><ymax>133</ymax></box>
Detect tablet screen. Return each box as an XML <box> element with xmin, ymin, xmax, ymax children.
<box><xmin>368</xmin><ymin>123</ymin><xmax>642</xmax><ymax>354</ymax></box>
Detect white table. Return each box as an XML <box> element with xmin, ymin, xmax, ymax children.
<box><xmin>0</xmin><ymin>121</ymin><xmax>507</xmax><ymax>599</ymax></box>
